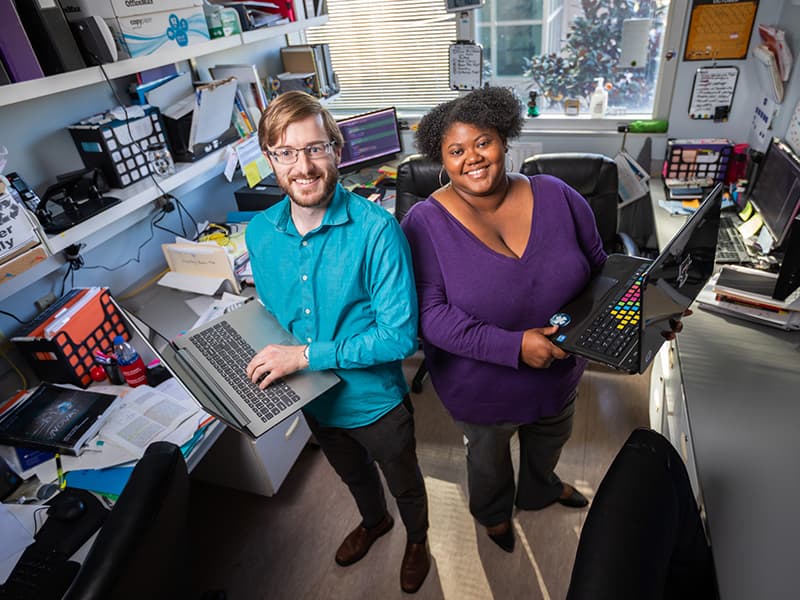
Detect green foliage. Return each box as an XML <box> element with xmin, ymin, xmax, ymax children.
<box><xmin>523</xmin><ymin>0</ymin><xmax>667</xmax><ymax>110</ymax></box>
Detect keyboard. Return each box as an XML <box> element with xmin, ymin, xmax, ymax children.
<box><xmin>716</xmin><ymin>213</ymin><xmax>752</xmax><ymax>264</ymax></box>
<box><xmin>576</xmin><ymin>264</ymin><xmax>646</xmax><ymax>360</ymax></box>
<box><xmin>189</xmin><ymin>321</ymin><xmax>301</xmax><ymax>422</ymax></box>
<box><xmin>0</xmin><ymin>545</ymin><xmax>80</xmax><ymax>600</ymax></box>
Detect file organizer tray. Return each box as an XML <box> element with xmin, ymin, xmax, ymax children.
<box><xmin>662</xmin><ymin>140</ymin><xmax>733</xmax><ymax>185</ymax></box>
<box><xmin>12</xmin><ymin>288</ymin><xmax>129</xmax><ymax>388</ymax></box>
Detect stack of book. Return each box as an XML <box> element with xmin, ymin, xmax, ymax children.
<box><xmin>697</xmin><ymin>265</ymin><xmax>800</xmax><ymax>330</ymax></box>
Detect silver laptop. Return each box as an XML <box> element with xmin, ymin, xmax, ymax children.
<box><xmin>114</xmin><ymin>298</ymin><xmax>340</xmax><ymax>438</ymax></box>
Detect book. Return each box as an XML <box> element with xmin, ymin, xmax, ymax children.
<box><xmin>0</xmin><ymin>0</ymin><xmax>44</xmax><ymax>82</ymax></box>
<box><xmin>0</xmin><ymin>383</ymin><xmax>117</xmax><ymax>455</ymax></box>
<box><xmin>13</xmin><ymin>0</ymin><xmax>86</xmax><ymax>75</ymax></box>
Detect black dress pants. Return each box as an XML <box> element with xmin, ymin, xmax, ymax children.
<box><xmin>304</xmin><ymin>398</ymin><xmax>429</xmax><ymax>544</ymax></box>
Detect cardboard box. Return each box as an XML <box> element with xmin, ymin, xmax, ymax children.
<box><xmin>0</xmin><ymin>245</ymin><xmax>48</xmax><ymax>283</ymax></box>
<box><xmin>109</xmin><ymin>7</ymin><xmax>210</xmax><ymax>58</ymax></box>
<box><xmin>61</xmin><ymin>0</ymin><xmax>201</xmax><ymax>21</ymax></box>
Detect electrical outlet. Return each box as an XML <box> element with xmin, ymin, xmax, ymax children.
<box><xmin>35</xmin><ymin>292</ymin><xmax>57</xmax><ymax>312</ymax></box>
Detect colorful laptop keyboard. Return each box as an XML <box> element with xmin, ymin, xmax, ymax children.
<box><xmin>576</xmin><ymin>264</ymin><xmax>647</xmax><ymax>359</ymax></box>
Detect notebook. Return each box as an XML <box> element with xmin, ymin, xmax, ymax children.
<box><xmin>548</xmin><ymin>183</ymin><xmax>723</xmax><ymax>373</ymax></box>
<box><xmin>111</xmin><ymin>298</ymin><xmax>340</xmax><ymax>439</ymax></box>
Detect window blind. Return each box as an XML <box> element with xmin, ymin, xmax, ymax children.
<box><xmin>305</xmin><ymin>0</ymin><xmax>461</xmax><ymax>110</ymax></box>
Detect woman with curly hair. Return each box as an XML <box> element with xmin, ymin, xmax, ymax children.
<box><xmin>401</xmin><ymin>87</ymin><xmax>607</xmax><ymax>553</ymax></box>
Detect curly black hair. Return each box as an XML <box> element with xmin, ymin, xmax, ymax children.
<box><xmin>415</xmin><ymin>87</ymin><xmax>524</xmax><ymax>162</ymax></box>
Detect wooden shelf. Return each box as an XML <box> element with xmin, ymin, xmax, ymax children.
<box><xmin>0</xmin><ymin>14</ymin><xmax>328</xmax><ymax>108</ymax></box>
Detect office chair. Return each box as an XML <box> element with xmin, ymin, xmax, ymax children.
<box><xmin>63</xmin><ymin>441</ymin><xmax>191</xmax><ymax>600</ymax></box>
<box><xmin>396</xmin><ymin>154</ymin><xmax>448</xmax><ymax>392</ymax></box>
<box><xmin>567</xmin><ymin>428</ymin><xmax>717</xmax><ymax>599</ymax></box>
<box><xmin>519</xmin><ymin>152</ymin><xmax>639</xmax><ymax>256</ymax></box>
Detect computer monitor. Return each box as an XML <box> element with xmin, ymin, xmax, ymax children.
<box><xmin>336</xmin><ymin>107</ymin><xmax>402</xmax><ymax>174</ymax></box>
<box><xmin>748</xmin><ymin>138</ymin><xmax>800</xmax><ymax>248</ymax></box>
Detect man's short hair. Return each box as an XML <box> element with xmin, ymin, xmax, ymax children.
<box><xmin>258</xmin><ymin>91</ymin><xmax>344</xmax><ymax>151</ymax></box>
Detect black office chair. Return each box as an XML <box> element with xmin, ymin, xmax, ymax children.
<box><xmin>567</xmin><ymin>428</ymin><xmax>716</xmax><ymax>599</ymax></box>
<box><xmin>63</xmin><ymin>441</ymin><xmax>191</xmax><ymax>600</ymax></box>
<box><xmin>519</xmin><ymin>152</ymin><xmax>639</xmax><ymax>256</ymax></box>
<box><xmin>396</xmin><ymin>154</ymin><xmax>447</xmax><ymax>392</ymax></box>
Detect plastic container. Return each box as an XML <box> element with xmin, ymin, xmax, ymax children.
<box><xmin>589</xmin><ymin>78</ymin><xmax>608</xmax><ymax>118</ymax></box>
<box><xmin>627</xmin><ymin>119</ymin><xmax>669</xmax><ymax>133</ymax></box>
<box><xmin>113</xmin><ymin>335</ymin><xmax>147</xmax><ymax>387</ymax></box>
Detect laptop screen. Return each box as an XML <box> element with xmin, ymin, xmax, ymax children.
<box><xmin>638</xmin><ymin>184</ymin><xmax>723</xmax><ymax>369</ymax></box>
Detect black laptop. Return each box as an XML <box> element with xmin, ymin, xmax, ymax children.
<box><xmin>548</xmin><ymin>183</ymin><xmax>723</xmax><ymax>373</ymax></box>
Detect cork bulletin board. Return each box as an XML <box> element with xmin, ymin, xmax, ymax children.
<box><xmin>684</xmin><ymin>0</ymin><xmax>758</xmax><ymax>61</ymax></box>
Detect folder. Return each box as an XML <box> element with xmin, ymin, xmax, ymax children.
<box><xmin>13</xmin><ymin>0</ymin><xmax>86</xmax><ymax>75</ymax></box>
<box><xmin>189</xmin><ymin>77</ymin><xmax>239</xmax><ymax>147</ymax></box>
<box><xmin>159</xmin><ymin>243</ymin><xmax>240</xmax><ymax>295</ymax></box>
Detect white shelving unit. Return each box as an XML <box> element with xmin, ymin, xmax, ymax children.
<box><xmin>0</xmin><ymin>14</ymin><xmax>328</xmax><ymax>108</ymax></box>
<box><xmin>0</xmin><ymin>8</ymin><xmax>328</xmax><ymax>302</ymax></box>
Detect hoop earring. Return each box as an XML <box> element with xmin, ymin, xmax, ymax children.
<box><xmin>438</xmin><ymin>167</ymin><xmax>449</xmax><ymax>188</ymax></box>
<box><xmin>505</xmin><ymin>154</ymin><xmax>515</xmax><ymax>172</ymax></box>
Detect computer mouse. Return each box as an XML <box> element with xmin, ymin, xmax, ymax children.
<box><xmin>47</xmin><ymin>496</ymin><xmax>86</xmax><ymax>521</ymax></box>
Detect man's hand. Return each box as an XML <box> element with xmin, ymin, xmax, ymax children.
<box><xmin>520</xmin><ymin>326</ymin><xmax>570</xmax><ymax>369</ymax></box>
<box><xmin>246</xmin><ymin>344</ymin><xmax>309</xmax><ymax>389</ymax></box>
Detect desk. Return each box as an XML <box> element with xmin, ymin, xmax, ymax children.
<box><xmin>648</xmin><ymin>182</ymin><xmax>800</xmax><ymax>599</ymax></box>
<box><xmin>122</xmin><ymin>283</ymin><xmax>312</xmax><ymax>496</ymax></box>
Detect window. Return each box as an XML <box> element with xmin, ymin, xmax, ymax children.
<box><xmin>307</xmin><ymin>0</ymin><xmax>675</xmax><ymax>117</ymax></box>
<box><xmin>476</xmin><ymin>0</ymin><xmax>673</xmax><ymax>115</ymax></box>
<box><xmin>305</xmin><ymin>0</ymin><xmax>460</xmax><ymax>111</ymax></box>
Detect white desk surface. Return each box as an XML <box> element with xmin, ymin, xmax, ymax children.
<box><xmin>649</xmin><ymin>180</ymin><xmax>800</xmax><ymax>599</ymax></box>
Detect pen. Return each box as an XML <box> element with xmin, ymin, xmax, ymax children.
<box><xmin>55</xmin><ymin>453</ymin><xmax>66</xmax><ymax>490</ymax></box>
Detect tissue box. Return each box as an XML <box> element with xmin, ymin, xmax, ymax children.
<box><xmin>109</xmin><ymin>7</ymin><xmax>210</xmax><ymax>58</ymax></box>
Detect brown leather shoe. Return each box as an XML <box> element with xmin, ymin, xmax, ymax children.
<box><xmin>335</xmin><ymin>513</ymin><xmax>394</xmax><ymax>566</ymax></box>
<box><xmin>400</xmin><ymin>540</ymin><xmax>430</xmax><ymax>594</ymax></box>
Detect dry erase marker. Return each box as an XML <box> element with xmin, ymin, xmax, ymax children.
<box><xmin>55</xmin><ymin>454</ymin><xmax>66</xmax><ymax>490</ymax></box>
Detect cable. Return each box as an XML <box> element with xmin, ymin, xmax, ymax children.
<box><xmin>95</xmin><ymin>63</ymin><xmax>201</xmax><ymax>237</ymax></box>
<box><xmin>0</xmin><ymin>349</ymin><xmax>28</xmax><ymax>392</ymax></box>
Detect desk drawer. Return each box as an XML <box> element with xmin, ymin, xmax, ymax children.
<box><xmin>191</xmin><ymin>412</ymin><xmax>311</xmax><ymax>496</ymax></box>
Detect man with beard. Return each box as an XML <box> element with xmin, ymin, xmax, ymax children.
<box><xmin>244</xmin><ymin>91</ymin><xmax>430</xmax><ymax>594</ymax></box>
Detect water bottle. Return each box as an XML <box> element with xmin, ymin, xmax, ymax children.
<box><xmin>113</xmin><ymin>335</ymin><xmax>147</xmax><ymax>387</ymax></box>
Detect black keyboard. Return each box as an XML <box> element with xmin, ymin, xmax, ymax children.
<box><xmin>0</xmin><ymin>545</ymin><xmax>80</xmax><ymax>600</ymax></box>
<box><xmin>576</xmin><ymin>265</ymin><xmax>646</xmax><ymax>360</ymax></box>
<box><xmin>190</xmin><ymin>321</ymin><xmax>301</xmax><ymax>422</ymax></box>
<box><xmin>716</xmin><ymin>214</ymin><xmax>752</xmax><ymax>264</ymax></box>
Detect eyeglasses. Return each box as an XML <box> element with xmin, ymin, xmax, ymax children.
<box><xmin>266</xmin><ymin>141</ymin><xmax>336</xmax><ymax>165</ymax></box>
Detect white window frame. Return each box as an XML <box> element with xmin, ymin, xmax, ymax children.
<box><xmin>302</xmin><ymin>0</ymin><xmax>688</xmax><ymax>131</ymax></box>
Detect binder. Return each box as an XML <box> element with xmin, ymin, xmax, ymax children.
<box><xmin>12</xmin><ymin>0</ymin><xmax>86</xmax><ymax>75</ymax></box>
<box><xmin>209</xmin><ymin>64</ymin><xmax>268</xmax><ymax>126</ymax></box>
<box><xmin>0</xmin><ymin>0</ymin><xmax>44</xmax><ymax>83</ymax></box>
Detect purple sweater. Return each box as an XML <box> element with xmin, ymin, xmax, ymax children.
<box><xmin>401</xmin><ymin>175</ymin><xmax>607</xmax><ymax>424</ymax></box>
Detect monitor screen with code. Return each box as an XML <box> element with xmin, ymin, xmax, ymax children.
<box><xmin>337</xmin><ymin>107</ymin><xmax>402</xmax><ymax>174</ymax></box>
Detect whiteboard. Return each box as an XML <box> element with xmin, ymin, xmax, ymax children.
<box><xmin>688</xmin><ymin>66</ymin><xmax>738</xmax><ymax>120</ymax></box>
<box><xmin>449</xmin><ymin>43</ymin><xmax>482</xmax><ymax>91</ymax></box>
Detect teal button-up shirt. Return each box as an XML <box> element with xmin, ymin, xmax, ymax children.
<box><xmin>245</xmin><ymin>184</ymin><xmax>418</xmax><ymax>428</ymax></box>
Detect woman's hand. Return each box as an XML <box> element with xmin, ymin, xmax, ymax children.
<box><xmin>520</xmin><ymin>326</ymin><xmax>569</xmax><ymax>369</ymax></box>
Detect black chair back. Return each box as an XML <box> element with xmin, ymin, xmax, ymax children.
<box><xmin>395</xmin><ymin>154</ymin><xmax>447</xmax><ymax>222</ymax></box>
<box><xmin>520</xmin><ymin>153</ymin><xmax>619</xmax><ymax>254</ymax></box>
<box><xmin>64</xmin><ymin>441</ymin><xmax>190</xmax><ymax>600</ymax></box>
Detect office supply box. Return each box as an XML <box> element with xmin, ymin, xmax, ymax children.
<box><xmin>68</xmin><ymin>106</ymin><xmax>169</xmax><ymax>188</ymax></box>
<box><xmin>11</xmin><ymin>288</ymin><xmax>130</xmax><ymax>388</ymax></box>
<box><xmin>61</xmin><ymin>0</ymin><xmax>208</xmax><ymax>58</ymax></box>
